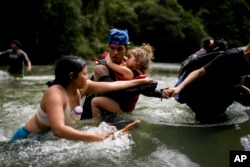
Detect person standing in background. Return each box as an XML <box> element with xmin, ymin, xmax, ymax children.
<box><xmin>0</xmin><ymin>40</ymin><xmax>32</xmax><ymax>77</ymax></box>
<box><xmin>195</xmin><ymin>36</ymin><xmax>228</xmax><ymax>56</ymax></box>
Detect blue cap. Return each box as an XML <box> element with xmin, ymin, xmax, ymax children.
<box><xmin>108</xmin><ymin>28</ymin><xmax>130</xmax><ymax>45</ymax></box>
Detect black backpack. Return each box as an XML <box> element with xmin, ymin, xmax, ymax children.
<box><xmin>179</xmin><ymin>51</ymin><xmax>224</xmax><ymax>79</ymax></box>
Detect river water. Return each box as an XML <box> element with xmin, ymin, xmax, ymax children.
<box><xmin>1</xmin><ymin>62</ymin><xmax>250</xmax><ymax>167</ymax></box>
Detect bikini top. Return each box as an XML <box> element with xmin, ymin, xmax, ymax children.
<box><xmin>36</xmin><ymin>86</ymin><xmax>86</xmax><ymax>127</ymax></box>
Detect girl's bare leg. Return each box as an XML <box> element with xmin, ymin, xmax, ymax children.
<box><xmin>91</xmin><ymin>96</ymin><xmax>123</xmax><ymax>124</ymax></box>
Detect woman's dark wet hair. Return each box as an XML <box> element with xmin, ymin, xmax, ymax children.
<box><xmin>46</xmin><ymin>55</ymin><xmax>86</xmax><ymax>87</ymax></box>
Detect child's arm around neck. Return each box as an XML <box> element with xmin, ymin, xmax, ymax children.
<box><xmin>106</xmin><ymin>53</ymin><xmax>134</xmax><ymax>80</ymax></box>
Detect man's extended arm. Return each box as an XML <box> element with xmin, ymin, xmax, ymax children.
<box><xmin>26</xmin><ymin>60</ymin><xmax>32</xmax><ymax>72</ymax></box>
<box><xmin>0</xmin><ymin>50</ymin><xmax>9</xmax><ymax>56</ymax></box>
<box><xmin>22</xmin><ymin>51</ymin><xmax>32</xmax><ymax>72</ymax></box>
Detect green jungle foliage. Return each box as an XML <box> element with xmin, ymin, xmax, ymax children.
<box><xmin>0</xmin><ymin>0</ymin><xmax>249</xmax><ymax>64</ymax></box>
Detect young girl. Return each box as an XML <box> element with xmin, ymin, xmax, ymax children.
<box><xmin>91</xmin><ymin>43</ymin><xmax>154</xmax><ymax>121</ymax></box>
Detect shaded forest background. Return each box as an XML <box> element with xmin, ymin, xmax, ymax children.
<box><xmin>0</xmin><ymin>0</ymin><xmax>249</xmax><ymax>64</ymax></box>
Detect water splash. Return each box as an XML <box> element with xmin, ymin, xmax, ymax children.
<box><xmin>0</xmin><ymin>122</ymin><xmax>135</xmax><ymax>167</ymax></box>
<box><xmin>135</xmin><ymin>94</ymin><xmax>249</xmax><ymax>127</ymax></box>
<box><xmin>0</xmin><ymin>70</ymin><xmax>14</xmax><ymax>81</ymax></box>
<box><xmin>22</xmin><ymin>75</ymin><xmax>54</xmax><ymax>81</ymax></box>
<box><xmin>241</xmin><ymin>134</ymin><xmax>250</xmax><ymax>151</ymax></box>
<box><xmin>81</xmin><ymin>121</ymin><xmax>135</xmax><ymax>155</ymax></box>
<box><xmin>0</xmin><ymin>130</ymin><xmax>8</xmax><ymax>141</ymax></box>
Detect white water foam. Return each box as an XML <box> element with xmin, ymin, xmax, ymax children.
<box><xmin>0</xmin><ymin>70</ymin><xmax>14</xmax><ymax>80</ymax></box>
<box><xmin>0</xmin><ymin>121</ymin><xmax>135</xmax><ymax>167</ymax></box>
<box><xmin>240</xmin><ymin>134</ymin><xmax>250</xmax><ymax>151</ymax></box>
<box><xmin>22</xmin><ymin>75</ymin><xmax>54</xmax><ymax>81</ymax></box>
<box><xmin>135</xmin><ymin>95</ymin><xmax>249</xmax><ymax>127</ymax></box>
<box><xmin>0</xmin><ymin>130</ymin><xmax>8</xmax><ymax>141</ymax></box>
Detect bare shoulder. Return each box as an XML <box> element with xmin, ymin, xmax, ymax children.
<box><xmin>94</xmin><ymin>64</ymin><xmax>109</xmax><ymax>73</ymax></box>
<box><xmin>40</xmin><ymin>85</ymin><xmax>66</xmax><ymax>111</ymax></box>
<box><xmin>44</xmin><ymin>85</ymin><xmax>61</xmax><ymax>94</ymax></box>
<box><xmin>94</xmin><ymin>64</ymin><xmax>110</xmax><ymax>81</ymax></box>
<box><xmin>42</xmin><ymin>85</ymin><xmax>65</xmax><ymax>102</ymax></box>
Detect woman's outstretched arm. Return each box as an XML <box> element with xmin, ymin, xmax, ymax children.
<box><xmin>85</xmin><ymin>78</ymin><xmax>154</xmax><ymax>95</ymax></box>
<box><xmin>45</xmin><ymin>87</ymin><xmax>115</xmax><ymax>142</ymax></box>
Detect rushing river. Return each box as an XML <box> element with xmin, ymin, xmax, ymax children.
<box><xmin>1</xmin><ymin>62</ymin><xmax>250</xmax><ymax>167</ymax></box>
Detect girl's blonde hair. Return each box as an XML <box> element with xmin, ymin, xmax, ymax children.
<box><xmin>128</xmin><ymin>43</ymin><xmax>154</xmax><ymax>74</ymax></box>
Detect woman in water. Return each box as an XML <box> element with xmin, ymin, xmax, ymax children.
<box><xmin>10</xmin><ymin>56</ymin><xmax>152</xmax><ymax>142</ymax></box>
<box><xmin>91</xmin><ymin>43</ymin><xmax>154</xmax><ymax>121</ymax></box>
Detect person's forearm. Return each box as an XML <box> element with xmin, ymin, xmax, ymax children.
<box><xmin>241</xmin><ymin>85</ymin><xmax>250</xmax><ymax>95</ymax></box>
<box><xmin>25</xmin><ymin>60</ymin><xmax>32</xmax><ymax>72</ymax></box>
<box><xmin>87</xmin><ymin>79</ymin><xmax>152</xmax><ymax>94</ymax></box>
<box><xmin>0</xmin><ymin>50</ymin><xmax>8</xmax><ymax>56</ymax></box>
<box><xmin>177</xmin><ymin>68</ymin><xmax>206</xmax><ymax>91</ymax></box>
<box><xmin>107</xmin><ymin>82</ymin><xmax>158</xmax><ymax>97</ymax></box>
<box><xmin>109</xmin><ymin>79</ymin><xmax>150</xmax><ymax>92</ymax></box>
<box><xmin>27</xmin><ymin>60</ymin><xmax>32</xmax><ymax>68</ymax></box>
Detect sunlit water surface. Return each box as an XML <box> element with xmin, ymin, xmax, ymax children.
<box><xmin>1</xmin><ymin>63</ymin><xmax>250</xmax><ymax>167</ymax></box>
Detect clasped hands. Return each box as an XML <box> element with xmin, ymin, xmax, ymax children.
<box><xmin>161</xmin><ymin>87</ymin><xmax>181</xmax><ymax>99</ymax></box>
